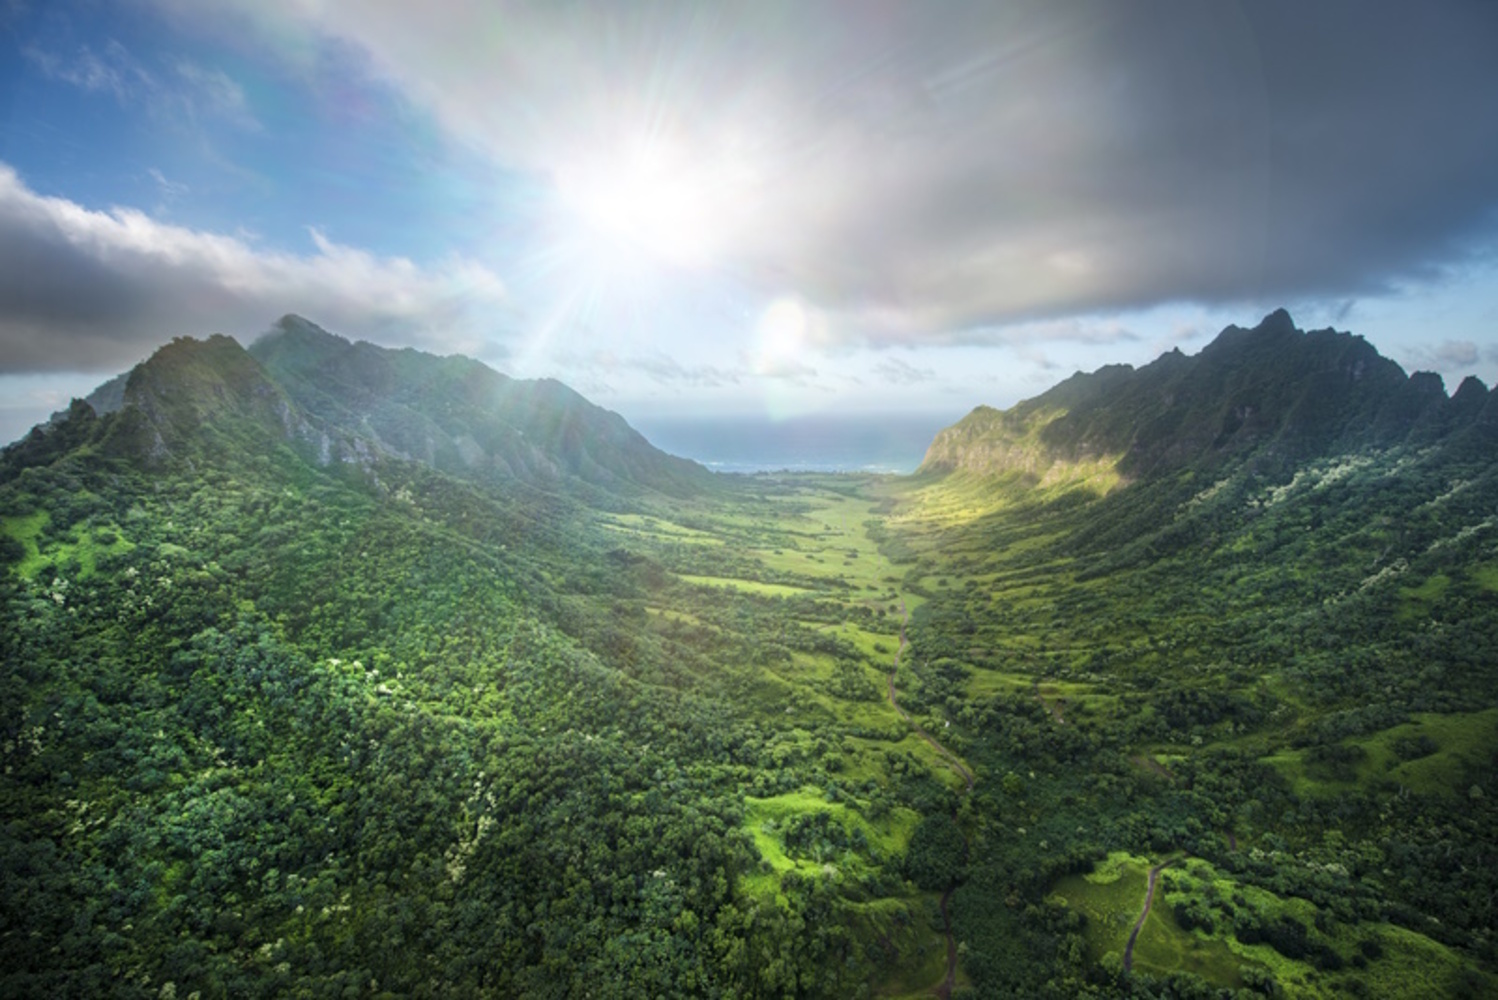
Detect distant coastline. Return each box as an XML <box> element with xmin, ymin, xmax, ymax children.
<box><xmin>630</xmin><ymin>413</ymin><xmax>963</xmax><ymax>476</ymax></box>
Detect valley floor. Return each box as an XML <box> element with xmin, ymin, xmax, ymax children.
<box><xmin>608</xmin><ymin>468</ymin><xmax>1498</xmax><ymax>997</ymax></box>
<box><xmin>5</xmin><ymin>447</ymin><xmax>1497</xmax><ymax>998</ymax></box>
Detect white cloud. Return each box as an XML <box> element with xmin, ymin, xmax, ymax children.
<box><xmin>872</xmin><ymin>357</ymin><xmax>936</xmax><ymax>385</ymax></box>
<box><xmin>26</xmin><ymin>37</ymin><xmax>260</xmax><ymax>129</ymax></box>
<box><xmin>171</xmin><ymin>59</ymin><xmax>260</xmax><ymax>130</ymax></box>
<box><xmin>1434</xmin><ymin>339</ymin><xmax>1480</xmax><ymax>368</ymax></box>
<box><xmin>143</xmin><ymin>1</ymin><xmax>1498</xmax><ymax>348</ymax></box>
<box><xmin>147</xmin><ymin>167</ymin><xmax>189</xmax><ymax>202</ymax></box>
<box><xmin>548</xmin><ymin>347</ymin><xmax>741</xmax><ymax>388</ymax></box>
<box><xmin>24</xmin><ymin>39</ymin><xmax>149</xmax><ymax>103</ymax></box>
<box><xmin>0</xmin><ymin>163</ymin><xmax>508</xmax><ymax>372</ymax></box>
<box><xmin>1402</xmin><ymin>338</ymin><xmax>1489</xmax><ymax>379</ymax></box>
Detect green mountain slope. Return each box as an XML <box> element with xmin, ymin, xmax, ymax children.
<box><xmin>3</xmin><ymin>313</ymin><xmax>1496</xmax><ymax>999</ymax></box>
<box><xmin>890</xmin><ymin>313</ymin><xmax>1498</xmax><ymax>996</ymax></box>
<box><xmin>920</xmin><ymin>309</ymin><xmax>1493</xmax><ymax>486</ymax></box>
<box><xmin>0</xmin><ymin>330</ymin><xmax>922</xmax><ymax>998</ymax></box>
<box><xmin>249</xmin><ymin>315</ymin><xmax>710</xmax><ymax>497</ymax></box>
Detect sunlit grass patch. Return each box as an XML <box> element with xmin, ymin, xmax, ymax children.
<box><xmin>643</xmin><ymin>605</ymin><xmax>712</xmax><ymax>628</ymax></box>
<box><xmin>829</xmin><ymin>622</ymin><xmax>903</xmax><ymax>659</ymax></box>
<box><xmin>1471</xmin><ymin>562</ymin><xmax>1498</xmax><ymax>591</ymax></box>
<box><xmin>964</xmin><ymin>669</ymin><xmax>1036</xmax><ymax>700</ymax></box>
<box><xmin>599</xmin><ymin>519</ymin><xmax>723</xmax><ymax>545</ymax></box>
<box><xmin>1266</xmin><ymin>709</ymin><xmax>1498</xmax><ymax>798</ymax></box>
<box><xmin>1384</xmin><ymin>709</ymin><xmax>1498</xmax><ymax>792</ymax></box>
<box><xmin>2</xmin><ymin>511</ymin><xmax>135</xmax><ymax>580</ymax></box>
<box><xmin>744</xmin><ymin>788</ymin><xmax>917</xmax><ymax>862</ymax></box>
<box><xmin>1144</xmin><ymin>857</ymin><xmax>1493</xmax><ymax>998</ymax></box>
<box><xmin>1397</xmin><ymin>572</ymin><xmax>1451</xmax><ymax>620</ymax></box>
<box><xmin>1084</xmin><ymin>850</ymin><xmax>1153</xmax><ymax>884</ymax></box>
<box><xmin>601</xmin><ymin>512</ymin><xmax>719</xmax><ymax>540</ymax></box>
<box><xmin>1057</xmin><ymin>856</ymin><xmax>1251</xmax><ymax>987</ymax></box>
<box><xmin>678</xmin><ymin>573</ymin><xmax>811</xmax><ymax>597</ymax></box>
<box><xmin>776</xmin><ymin>650</ymin><xmax>838</xmax><ymax>686</ymax></box>
<box><xmin>862</xmin><ymin>894</ymin><xmax>953</xmax><ymax>998</ymax></box>
<box><xmin>1053</xmin><ymin>861</ymin><xmax>1148</xmax><ymax>957</ymax></box>
<box><xmin>2</xmin><ymin>511</ymin><xmax>49</xmax><ymax>577</ymax></box>
<box><xmin>1131</xmin><ymin>894</ymin><xmax>1246</xmax><ymax>987</ymax></box>
<box><xmin>739</xmin><ymin>787</ymin><xmax>923</xmax><ymax>909</ymax></box>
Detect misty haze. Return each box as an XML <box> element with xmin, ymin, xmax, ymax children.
<box><xmin>3</xmin><ymin>3</ymin><xmax>1497</xmax><ymax>998</ymax></box>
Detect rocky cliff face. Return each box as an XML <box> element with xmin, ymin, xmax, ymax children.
<box><xmin>249</xmin><ymin>315</ymin><xmax>709</xmax><ymax>496</ymax></box>
<box><xmin>919</xmin><ymin>309</ymin><xmax>1494</xmax><ymax>486</ymax></box>
<box><xmin>5</xmin><ymin>316</ymin><xmax>710</xmax><ymax>498</ymax></box>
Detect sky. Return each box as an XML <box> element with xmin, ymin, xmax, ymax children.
<box><xmin>2</xmin><ymin>0</ymin><xmax>1498</xmax><ymax>446</ymax></box>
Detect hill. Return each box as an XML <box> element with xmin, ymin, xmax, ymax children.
<box><xmin>12</xmin><ymin>317</ymin><xmax>708</xmax><ymax>499</ymax></box>
<box><xmin>920</xmin><ymin>309</ymin><xmax>1493</xmax><ymax>486</ymax></box>
<box><xmin>249</xmin><ymin>315</ymin><xmax>709</xmax><ymax>497</ymax></box>
<box><xmin>3</xmin><ymin>312</ymin><xmax>1495</xmax><ymax>998</ymax></box>
<box><xmin>890</xmin><ymin>312</ymin><xmax>1498</xmax><ymax>995</ymax></box>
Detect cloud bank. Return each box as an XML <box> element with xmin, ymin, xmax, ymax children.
<box><xmin>0</xmin><ymin>164</ymin><xmax>508</xmax><ymax>373</ymax></box>
<box><xmin>151</xmin><ymin>0</ymin><xmax>1498</xmax><ymax>346</ymax></box>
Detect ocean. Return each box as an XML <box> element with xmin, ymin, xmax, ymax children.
<box><xmin>629</xmin><ymin>413</ymin><xmax>961</xmax><ymax>475</ymax></box>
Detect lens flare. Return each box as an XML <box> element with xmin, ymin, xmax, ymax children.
<box><xmin>556</xmin><ymin>140</ymin><xmax>727</xmax><ymax>269</ymax></box>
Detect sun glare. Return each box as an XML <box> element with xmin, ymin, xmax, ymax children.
<box><xmin>556</xmin><ymin>141</ymin><xmax>726</xmax><ymax>269</ymax></box>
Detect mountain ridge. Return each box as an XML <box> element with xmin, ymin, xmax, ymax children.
<box><xmin>4</xmin><ymin>309</ymin><xmax>1498</xmax><ymax>997</ymax></box>
<box><xmin>5</xmin><ymin>316</ymin><xmax>709</xmax><ymax>499</ymax></box>
<box><xmin>918</xmin><ymin>309</ymin><xmax>1494</xmax><ymax>486</ymax></box>
<box><xmin>249</xmin><ymin>315</ymin><xmax>708</xmax><ymax>497</ymax></box>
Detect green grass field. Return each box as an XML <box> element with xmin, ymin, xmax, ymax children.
<box><xmin>1267</xmin><ymin>709</ymin><xmax>1498</xmax><ymax>799</ymax></box>
<box><xmin>2</xmin><ymin>510</ymin><xmax>136</xmax><ymax>579</ymax></box>
<box><xmin>678</xmin><ymin>573</ymin><xmax>812</xmax><ymax>597</ymax></box>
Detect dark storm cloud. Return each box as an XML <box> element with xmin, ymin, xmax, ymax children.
<box><xmin>0</xmin><ymin>165</ymin><xmax>508</xmax><ymax>372</ymax></box>
<box><xmin>773</xmin><ymin>0</ymin><xmax>1498</xmax><ymax>340</ymax></box>
<box><xmin>183</xmin><ymin>0</ymin><xmax>1498</xmax><ymax>345</ymax></box>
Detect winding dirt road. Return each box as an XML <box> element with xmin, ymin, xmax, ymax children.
<box><xmin>1122</xmin><ymin>859</ymin><xmax>1175</xmax><ymax>973</ymax></box>
<box><xmin>885</xmin><ymin>603</ymin><xmax>973</xmax><ymax>997</ymax></box>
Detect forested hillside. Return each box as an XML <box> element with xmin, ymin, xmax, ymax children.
<box><xmin>3</xmin><ymin>319</ymin><xmax>1495</xmax><ymax>998</ymax></box>
<box><xmin>893</xmin><ymin>314</ymin><xmax>1498</xmax><ymax>997</ymax></box>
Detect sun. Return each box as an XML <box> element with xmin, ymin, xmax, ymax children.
<box><xmin>554</xmin><ymin>138</ymin><xmax>731</xmax><ymax>270</ymax></box>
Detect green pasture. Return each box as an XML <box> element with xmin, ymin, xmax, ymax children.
<box><xmin>599</xmin><ymin>516</ymin><xmax>723</xmax><ymax>546</ymax></box>
<box><xmin>1156</xmin><ymin>858</ymin><xmax>1485</xmax><ymax>998</ymax></box>
<box><xmin>678</xmin><ymin>573</ymin><xmax>812</xmax><ymax>598</ymax></box>
<box><xmin>865</xmin><ymin>896</ymin><xmax>956</xmax><ymax>999</ymax></box>
<box><xmin>1053</xmin><ymin>852</ymin><xmax>1151</xmax><ymax>956</ymax></box>
<box><xmin>2</xmin><ymin>511</ymin><xmax>49</xmax><ymax>576</ymax></box>
<box><xmin>1266</xmin><ymin>709</ymin><xmax>1498</xmax><ymax>798</ymax></box>
<box><xmin>3</xmin><ymin>510</ymin><xmax>135</xmax><ymax>579</ymax></box>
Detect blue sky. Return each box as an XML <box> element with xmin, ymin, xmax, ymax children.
<box><xmin>3</xmin><ymin>0</ymin><xmax>1498</xmax><ymax>445</ymax></box>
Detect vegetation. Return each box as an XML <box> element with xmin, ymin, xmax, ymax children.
<box><xmin>3</xmin><ymin>320</ymin><xmax>1496</xmax><ymax>997</ymax></box>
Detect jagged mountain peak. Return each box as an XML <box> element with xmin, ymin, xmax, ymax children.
<box><xmin>83</xmin><ymin>333</ymin><xmax>304</xmax><ymax>465</ymax></box>
<box><xmin>920</xmin><ymin>310</ymin><xmax>1492</xmax><ymax>485</ymax></box>
<box><xmin>4</xmin><ymin>317</ymin><xmax>708</xmax><ymax>497</ymax></box>
<box><xmin>246</xmin><ymin>320</ymin><xmax>707</xmax><ymax>495</ymax></box>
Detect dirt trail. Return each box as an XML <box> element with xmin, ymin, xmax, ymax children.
<box><xmin>885</xmin><ymin>603</ymin><xmax>973</xmax><ymax>996</ymax></box>
<box><xmin>1122</xmin><ymin>859</ymin><xmax>1176</xmax><ymax>973</ymax></box>
<box><xmin>936</xmin><ymin>889</ymin><xmax>957</xmax><ymax>1000</ymax></box>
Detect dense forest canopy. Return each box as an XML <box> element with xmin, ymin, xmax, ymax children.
<box><xmin>3</xmin><ymin>314</ymin><xmax>1496</xmax><ymax>998</ymax></box>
